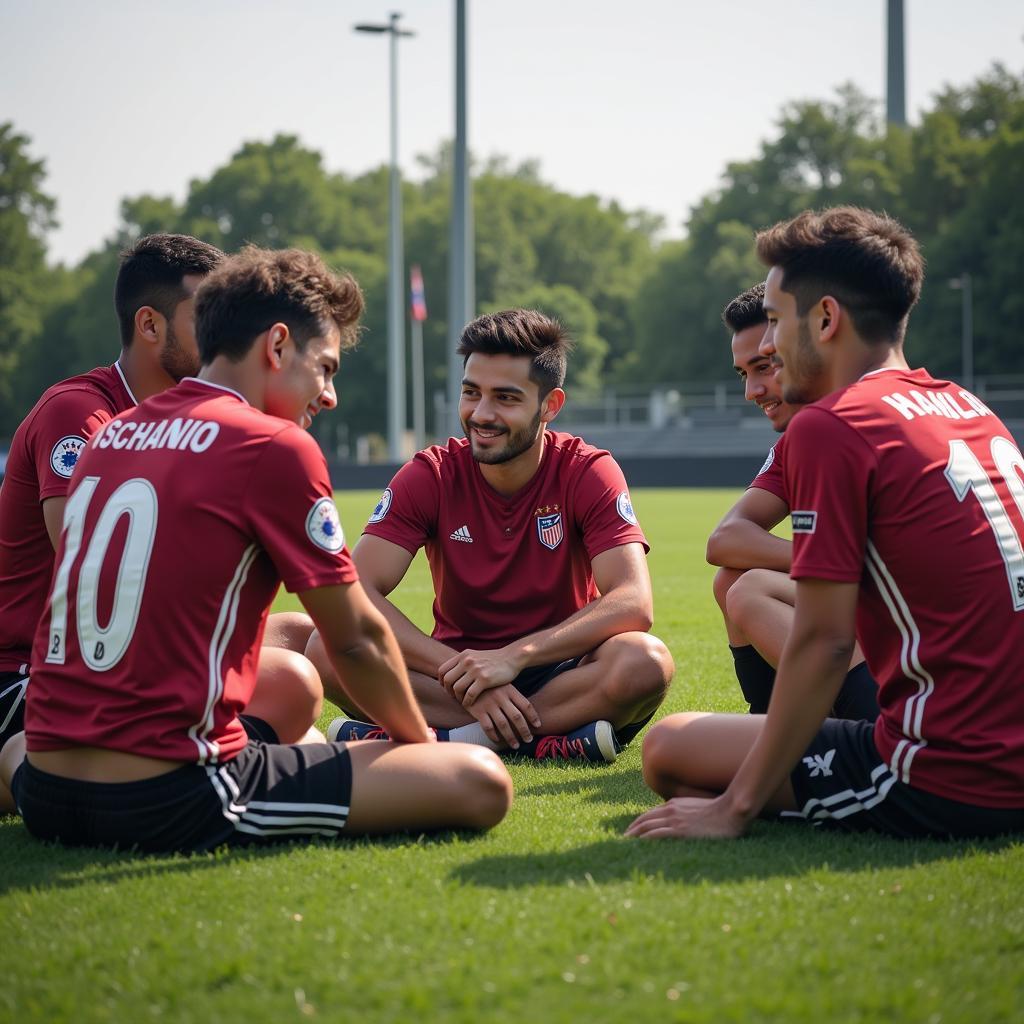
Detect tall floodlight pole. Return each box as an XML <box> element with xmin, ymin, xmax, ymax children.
<box><xmin>355</xmin><ymin>12</ymin><xmax>415</xmax><ymax>461</ymax></box>
<box><xmin>447</xmin><ymin>0</ymin><xmax>474</xmax><ymax>438</ymax></box>
<box><xmin>886</xmin><ymin>0</ymin><xmax>906</xmax><ymax>126</ymax></box>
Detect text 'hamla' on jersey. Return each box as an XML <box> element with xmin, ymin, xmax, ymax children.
<box><xmin>363</xmin><ymin>431</ymin><xmax>648</xmax><ymax>651</ymax></box>
<box><xmin>25</xmin><ymin>378</ymin><xmax>358</xmax><ymax>764</ymax></box>
<box><xmin>786</xmin><ymin>366</ymin><xmax>1024</xmax><ymax>808</ymax></box>
<box><xmin>0</xmin><ymin>363</ymin><xmax>136</xmax><ymax>673</ymax></box>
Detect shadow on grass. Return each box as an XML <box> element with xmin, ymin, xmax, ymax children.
<box><xmin>512</xmin><ymin>767</ymin><xmax>648</xmax><ymax>804</ymax></box>
<box><xmin>0</xmin><ymin>815</ymin><xmax>489</xmax><ymax>897</ymax></box>
<box><xmin>450</xmin><ymin>822</ymin><xmax>1023</xmax><ymax>889</ymax></box>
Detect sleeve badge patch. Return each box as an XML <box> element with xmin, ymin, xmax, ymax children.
<box><xmin>791</xmin><ymin>510</ymin><xmax>817</xmax><ymax>534</ymax></box>
<box><xmin>368</xmin><ymin>487</ymin><xmax>393</xmax><ymax>524</ymax></box>
<box><xmin>616</xmin><ymin>491</ymin><xmax>639</xmax><ymax>526</ymax></box>
<box><xmin>758</xmin><ymin>444</ymin><xmax>776</xmax><ymax>477</ymax></box>
<box><xmin>306</xmin><ymin>497</ymin><xmax>345</xmax><ymax>553</ymax></box>
<box><xmin>49</xmin><ymin>435</ymin><xmax>86</xmax><ymax>479</ymax></box>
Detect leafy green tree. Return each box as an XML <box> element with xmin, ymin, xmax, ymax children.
<box><xmin>0</xmin><ymin>123</ymin><xmax>57</xmax><ymax>433</ymax></box>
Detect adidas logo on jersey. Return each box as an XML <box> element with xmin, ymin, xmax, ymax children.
<box><xmin>449</xmin><ymin>525</ymin><xmax>473</xmax><ymax>543</ymax></box>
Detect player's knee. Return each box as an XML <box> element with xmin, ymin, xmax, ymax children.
<box><xmin>603</xmin><ymin>634</ymin><xmax>674</xmax><ymax>708</ymax></box>
<box><xmin>712</xmin><ymin>567</ymin><xmax>744</xmax><ymax>615</ymax></box>
<box><xmin>263</xmin><ymin>611</ymin><xmax>316</xmax><ymax>652</ymax></box>
<box><xmin>454</xmin><ymin>748</ymin><xmax>513</xmax><ymax>830</ymax></box>
<box><xmin>641</xmin><ymin>713</ymin><xmax>700</xmax><ymax>796</ymax></box>
<box><xmin>724</xmin><ymin>569</ymin><xmax>766</xmax><ymax>630</ymax></box>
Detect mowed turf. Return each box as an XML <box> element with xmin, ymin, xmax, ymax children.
<box><xmin>2</xmin><ymin>489</ymin><xmax>1022</xmax><ymax>1024</ymax></box>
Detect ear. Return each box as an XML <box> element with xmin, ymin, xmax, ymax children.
<box><xmin>541</xmin><ymin>387</ymin><xmax>566</xmax><ymax>424</ymax></box>
<box><xmin>134</xmin><ymin>306</ymin><xmax>164</xmax><ymax>346</ymax></box>
<box><xmin>263</xmin><ymin>322</ymin><xmax>291</xmax><ymax>370</ymax></box>
<box><xmin>818</xmin><ymin>296</ymin><xmax>842</xmax><ymax>343</ymax></box>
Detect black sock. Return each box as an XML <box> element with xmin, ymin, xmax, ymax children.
<box><xmin>832</xmin><ymin>662</ymin><xmax>880</xmax><ymax>721</ymax></box>
<box><xmin>729</xmin><ymin>645</ymin><xmax>776</xmax><ymax>714</ymax></box>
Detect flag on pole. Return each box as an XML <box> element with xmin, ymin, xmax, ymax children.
<box><xmin>410</xmin><ymin>264</ymin><xmax>428</xmax><ymax>322</ymax></box>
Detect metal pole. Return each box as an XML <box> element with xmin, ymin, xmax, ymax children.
<box><xmin>962</xmin><ymin>272</ymin><xmax>974</xmax><ymax>392</ymax></box>
<box><xmin>886</xmin><ymin>0</ymin><xmax>906</xmax><ymax>127</ymax></box>
<box><xmin>411</xmin><ymin>318</ymin><xmax>425</xmax><ymax>450</ymax></box>
<box><xmin>447</xmin><ymin>0</ymin><xmax>474</xmax><ymax>438</ymax></box>
<box><xmin>386</xmin><ymin>12</ymin><xmax>406</xmax><ymax>461</ymax></box>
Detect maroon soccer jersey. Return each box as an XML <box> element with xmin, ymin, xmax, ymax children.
<box><xmin>0</xmin><ymin>363</ymin><xmax>135</xmax><ymax>672</ymax></box>
<box><xmin>363</xmin><ymin>431</ymin><xmax>648</xmax><ymax>651</ymax></box>
<box><xmin>25</xmin><ymin>379</ymin><xmax>357</xmax><ymax>763</ymax></box>
<box><xmin>786</xmin><ymin>367</ymin><xmax>1024</xmax><ymax>807</ymax></box>
<box><xmin>748</xmin><ymin>433</ymin><xmax>789</xmax><ymax>502</ymax></box>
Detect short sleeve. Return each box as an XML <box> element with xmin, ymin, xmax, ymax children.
<box><xmin>573</xmin><ymin>454</ymin><xmax>649</xmax><ymax>559</ymax></box>
<box><xmin>244</xmin><ymin>427</ymin><xmax>358</xmax><ymax>593</ymax></box>
<box><xmin>748</xmin><ymin>435</ymin><xmax>788</xmax><ymax>502</ymax></box>
<box><xmin>361</xmin><ymin>455</ymin><xmax>440</xmax><ymax>554</ymax></box>
<box><xmin>785</xmin><ymin>408</ymin><xmax>875</xmax><ymax>583</ymax></box>
<box><xmin>33</xmin><ymin>389</ymin><xmax>120</xmax><ymax>501</ymax></box>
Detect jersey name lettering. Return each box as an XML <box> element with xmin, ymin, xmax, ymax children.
<box><xmin>93</xmin><ymin>417</ymin><xmax>221</xmax><ymax>454</ymax></box>
<box><xmin>881</xmin><ymin>389</ymin><xmax>991</xmax><ymax>422</ymax></box>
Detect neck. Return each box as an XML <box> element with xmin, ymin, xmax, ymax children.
<box><xmin>198</xmin><ymin>358</ymin><xmax>266</xmax><ymax>412</ymax></box>
<box><xmin>117</xmin><ymin>344</ymin><xmax>176</xmax><ymax>403</ymax></box>
<box><xmin>478</xmin><ymin>433</ymin><xmax>547</xmax><ymax>498</ymax></box>
<box><xmin>830</xmin><ymin>337</ymin><xmax>909</xmax><ymax>393</ymax></box>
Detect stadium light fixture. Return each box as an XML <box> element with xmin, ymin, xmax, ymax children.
<box><xmin>354</xmin><ymin>12</ymin><xmax>416</xmax><ymax>462</ymax></box>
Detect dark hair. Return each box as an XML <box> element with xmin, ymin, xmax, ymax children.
<box><xmin>456</xmin><ymin>309</ymin><xmax>573</xmax><ymax>397</ymax></box>
<box><xmin>194</xmin><ymin>246</ymin><xmax>364</xmax><ymax>363</ymax></box>
<box><xmin>755</xmin><ymin>206</ymin><xmax>924</xmax><ymax>344</ymax></box>
<box><xmin>115</xmin><ymin>233</ymin><xmax>225</xmax><ymax>346</ymax></box>
<box><xmin>722</xmin><ymin>282</ymin><xmax>767</xmax><ymax>333</ymax></box>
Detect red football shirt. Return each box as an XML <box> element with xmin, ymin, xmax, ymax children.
<box><xmin>26</xmin><ymin>379</ymin><xmax>358</xmax><ymax>764</ymax></box>
<box><xmin>0</xmin><ymin>363</ymin><xmax>135</xmax><ymax>672</ymax></box>
<box><xmin>786</xmin><ymin>367</ymin><xmax>1024</xmax><ymax>808</ymax></box>
<box><xmin>363</xmin><ymin>431</ymin><xmax>648</xmax><ymax>651</ymax></box>
<box><xmin>748</xmin><ymin>433</ymin><xmax>789</xmax><ymax>503</ymax></box>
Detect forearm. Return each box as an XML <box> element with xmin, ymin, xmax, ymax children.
<box><xmin>506</xmin><ymin>588</ymin><xmax>653</xmax><ymax>670</ymax></box>
<box><xmin>323</xmin><ymin>624</ymin><xmax>431</xmax><ymax>743</ymax></box>
<box><xmin>362</xmin><ymin>584</ymin><xmax>456</xmax><ymax>676</ymax></box>
<box><xmin>706</xmin><ymin>521</ymin><xmax>792</xmax><ymax>571</ymax></box>
<box><xmin>723</xmin><ymin>631</ymin><xmax>851</xmax><ymax>823</ymax></box>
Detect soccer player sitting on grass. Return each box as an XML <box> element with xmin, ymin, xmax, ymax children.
<box><xmin>0</xmin><ymin>235</ymin><xmax>324</xmax><ymax>814</ymax></box>
<box><xmin>0</xmin><ymin>246</ymin><xmax>511</xmax><ymax>852</ymax></box>
<box><xmin>313</xmin><ymin>309</ymin><xmax>674</xmax><ymax>763</ymax></box>
<box><xmin>706</xmin><ymin>282</ymin><xmax>878</xmax><ymax>721</ymax></box>
<box><xmin>629</xmin><ymin>206</ymin><xmax>1024</xmax><ymax>840</ymax></box>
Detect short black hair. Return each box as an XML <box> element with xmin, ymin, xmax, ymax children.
<box><xmin>115</xmin><ymin>234</ymin><xmax>225</xmax><ymax>346</ymax></box>
<box><xmin>756</xmin><ymin>207</ymin><xmax>924</xmax><ymax>345</ymax></box>
<box><xmin>195</xmin><ymin>246</ymin><xmax>364</xmax><ymax>364</ymax></box>
<box><xmin>722</xmin><ymin>282</ymin><xmax>767</xmax><ymax>334</ymax></box>
<box><xmin>456</xmin><ymin>309</ymin><xmax>573</xmax><ymax>398</ymax></box>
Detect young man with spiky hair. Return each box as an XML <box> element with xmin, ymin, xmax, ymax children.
<box><xmin>319</xmin><ymin>309</ymin><xmax>674</xmax><ymax>763</ymax></box>
<box><xmin>707</xmin><ymin>282</ymin><xmax>878</xmax><ymax>721</ymax></box>
<box><xmin>630</xmin><ymin>207</ymin><xmax>1024</xmax><ymax>840</ymax></box>
<box><xmin>2</xmin><ymin>247</ymin><xmax>511</xmax><ymax>852</ymax></box>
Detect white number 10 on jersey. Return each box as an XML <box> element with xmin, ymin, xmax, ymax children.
<box><xmin>46</xmin><ymin>476</ymin><xmax>158</xmax><ymax>671</ymax></box>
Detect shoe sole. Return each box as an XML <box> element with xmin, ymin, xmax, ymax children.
<box><xmin>593</xmin><ymin>720</ymin><xmax>620</xmax><ymax>763</ymax></box>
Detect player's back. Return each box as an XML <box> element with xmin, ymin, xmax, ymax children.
<box><xmin>0</xmin><ymin>364</ymin><xmax>134</xmax><ymax>672</ymax></box>
<box><xmin>26</xmin><ymin>378</ymin><xmax>320</xmax><ymax>765</ymax></box>
<box><xmin>808</xmin><ymin>366</ymin><xmax>1024</xmax><ymax>805</ymax></box>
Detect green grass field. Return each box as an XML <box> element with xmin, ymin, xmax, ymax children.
<box><xmin>2</xmin><ymin>489</ymin><xmax>1022</xmax><ymax>1023</ymax></box>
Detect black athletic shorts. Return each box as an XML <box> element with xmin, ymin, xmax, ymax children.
<box><xmin>787</xmin><ymin>718</ymin><xmax>1024</xmax><ymax>839</ymax></box>
<box><xmin>12</xmin><ymin>738</ymin><xmax>354</xmax><ymax>854</ymax></box>
<box><xmin>509</xmin><ymin>657</ymin><xmax>653</xmax><ymax>746</ymax></box>
<box><xmin>0</xmin><ymin>669</ymin><xmax>29</xmax><ymax>750</ymax></box>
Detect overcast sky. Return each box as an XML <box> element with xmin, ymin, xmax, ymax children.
<box><xmin>3</xmin><ymin>0</ymin><xmax>1022</xmax><ymax>265</ymax></box>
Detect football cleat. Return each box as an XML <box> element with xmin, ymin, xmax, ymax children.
<box><xmin>521</xmin><ymin>720</ymin><xmax>620</xmax><ymax>764</ymax></box>
<box><xmin>326</xmin><ymin>717</ymin><xmax>390</xmax><ymax>742</ymax></box>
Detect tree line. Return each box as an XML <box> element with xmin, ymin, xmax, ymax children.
<box><xmin>1</xmin><ymin>62</ymin><xmax>1021</xmax><ymax>448</ymax></box>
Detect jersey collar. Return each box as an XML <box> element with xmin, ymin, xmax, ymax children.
<box><xmin>181</xmin><ymin>377</ymin><xmax>249</xmax><ymax>404</ymax></box>
<box><xmin>113</xmin><ymin>359</ymin><xmax>139</xmax><ymax>405</ymax></box>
